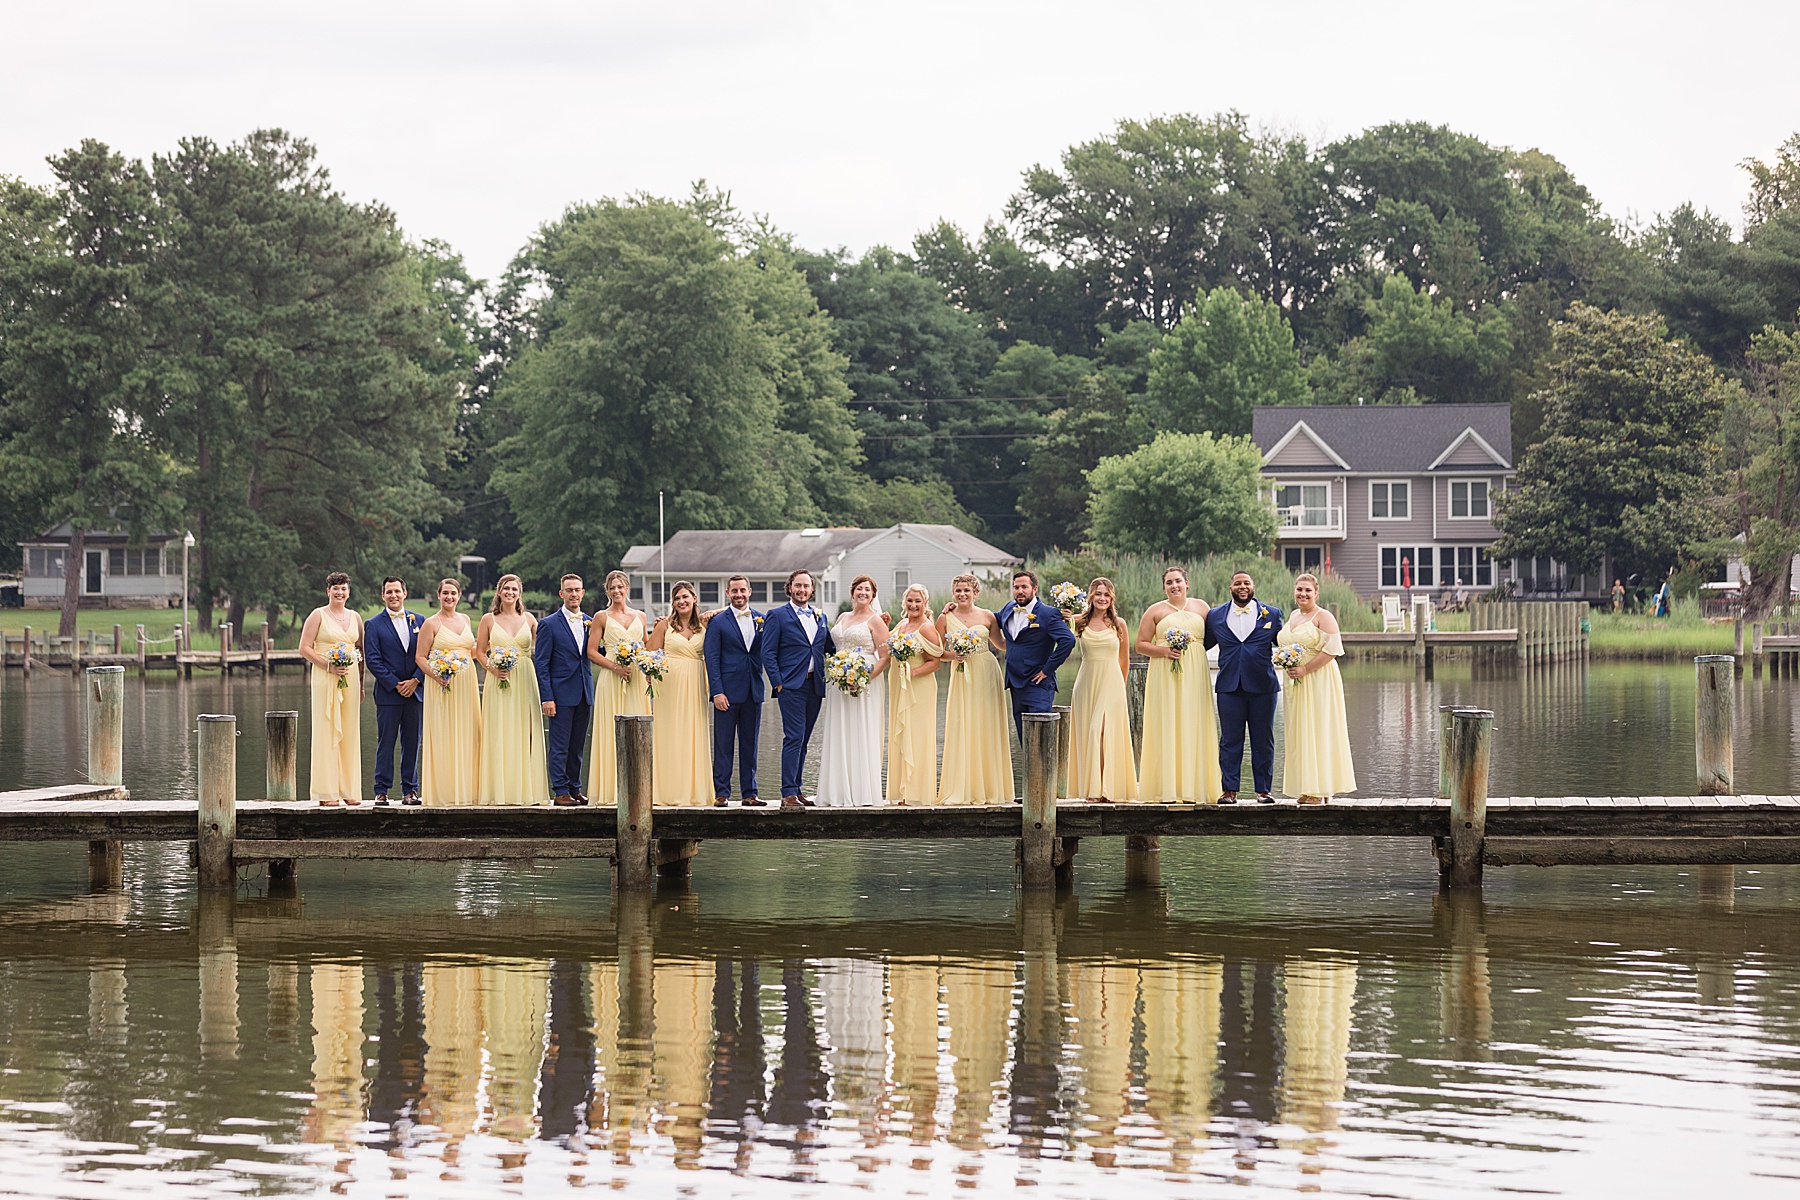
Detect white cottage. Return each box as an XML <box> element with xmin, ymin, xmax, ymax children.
<box><xmin>20</xmin><ymin>523</ymin><xmax>188</xmax><ymax>609</ymax></box>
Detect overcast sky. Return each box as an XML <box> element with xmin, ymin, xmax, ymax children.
<box><xmin>5</xmin><ymin>1</ymin><xmax>1795</xmax><ymax>282</ymax></box>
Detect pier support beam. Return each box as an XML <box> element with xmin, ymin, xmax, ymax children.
<box><xmin>264</xmin><ymin>711</ymin><xmax>298</xmax><ymax>801</ymax></box>
<box><xmin>86</xmin><ymin>666</ymin><xmax>125</xmax><ymax>889</ymax></box>
<box><xmin>1695</xmin><ymin>655</ymin><xmax>1735</xmax><ymax>796</ymax></box>
<box><xmin>1020</xmin><ymin>711</ymin><xmax>1061</xmax><ymax>889</ymax></box>
<box><xmin>1438</xmin><ymin>708</ymin><xmax>1493</xmax><ymax>889</ymax></box>
<box><xmin>1053</xmin><ymin>703</ymin><xmax>1072</xmax><ymax>800</ymax></box>
<box><xmin>656</xmin><ymin>838</ymin><xmax>699</xmax><ymax>881</ymax></box>
<box><xmin>615</xmin><ymin>714</ymin><xmax>655</xmax><ymax>891</ymax></box>
<box><xmin>1124</xmin><ymin>834</ymin><xmax>1162</xmax><ymax>888</ymax></box>
<box><xmin>197</xmin><ymin>714</ymin><xmax>237</xmax><ymax>891</ymax></box>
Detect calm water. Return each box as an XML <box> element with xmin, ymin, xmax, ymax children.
<box><xmin>3</xmin><ymin>663</ymin><xmax>1800</xmax><ymax>1197</ymax></box>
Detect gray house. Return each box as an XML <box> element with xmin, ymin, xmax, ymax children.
<box><xmin>1252</xmin><ymin>405</ymin><xmax>1519</xmax><ymax>598</ymax></box>
<box><xmin>20</xmin><ymin>523</ymin><xmax>188</xmax><ymax>609</ymax></box>
<box><xmin>621</xmin><ymin>524</ymin><xmax>1021</xmax><ymax>612</ymax></box>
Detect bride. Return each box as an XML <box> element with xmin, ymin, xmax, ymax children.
<box><xmin>817</xmin><ymin>574</ymin><xmax>890</xmax><ymax>806</ymax></box>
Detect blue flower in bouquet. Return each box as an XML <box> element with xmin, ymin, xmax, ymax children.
<box><xmin>323</xmin><ymin>643</ymin><xmax>360</xmax><ymax>689</ymax></box>
<box><xmin>489</xmin><ymin>645</ymin><xmax>521</xmax><ymax>689</ymax></box>
<box><xmin>636</xmin><ymin>647</ymin><xmax>667</xmax><ymax>699</ymax></box>
<box><xmin>946</xmin><ymin>627</ymin><xmax>985</xmax><ymax>672</ymax></box>
<box><xmin>1048</xmin><ymin>581</ymin><xmax>1088</xmax><ymax>615</ymax></box>
<box><xmin>1163</xmin><ymin>627</ymin><xmax>1192</xmax><ymax>674</ymax></box>
<box><xmin>824</xmin><ymin>649</ymin><xmax>873</xmax><ymax>697</ymax></box>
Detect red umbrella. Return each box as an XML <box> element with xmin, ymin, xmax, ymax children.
<box><xmin>1401</xmin><ymin>555</ymin><xmax>1412</xmax><ymax>589</ymax></box>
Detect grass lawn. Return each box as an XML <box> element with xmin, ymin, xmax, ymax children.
<box><xmin>0</xmin><ymin>608</ymin><xmax>262</xmax><ymax>651</ymax></box>
<box><xmin>1586</xmin><ymin>608</ymin><xmax>1736</xmax><ymax>658</ymax></box>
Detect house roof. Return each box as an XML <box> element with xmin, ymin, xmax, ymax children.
<box><xmin>22</xmin><ymin>521</ymin><xmax>183</xmax><ymax>546</ymax></box>
<box><xmin>1252</xmin><ymin>404</ymin><xmax>1513</xmax><ymax>474</ymax></box>
<box><xmin>621</xmin><ymin>524</ymin><xmax>1019</xmax><ymax>574</ymax></box>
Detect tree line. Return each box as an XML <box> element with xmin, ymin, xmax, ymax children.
<box><xmin>4</xmin><ymin>117</ymin><xmax>1799</xmax><ymax>639</ymax></box>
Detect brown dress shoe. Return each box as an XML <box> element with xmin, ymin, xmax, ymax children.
<box><xmin>714</xmin><ymin>797</ymin><xmax>730</xmax><ymax>807</ymax></box>
<box><xmin>742</xmin><ymin>797</ymin><xmax>766</xmax><ymax>807</ymax></box>
<box><xmin>1256</xmin><ymin>792</ymin><xmax>1276</xmax><ymax>805</ymax></box>
<box><xmin>571</xmin><ymin>791</ymin><xmax>590</xmax><ymax>807</ymax></box>
<box><xmin>553</xmin><ymin>793</ymin><xmax>576</xmax><ymax>807</ymax></box>
<box><xmin>781</xmin><ymin>796</ymin><xmax>804</xmax><ymax>809</ymax></box>
<box><xmin>1218</xmin><ymin>791</ymin><xmax>1238</xmax><ymax>805</ymax></box>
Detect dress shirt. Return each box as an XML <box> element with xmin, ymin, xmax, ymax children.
<box><xmin>1008</xmin><ymin>604</ymin><xmax>1032</xmax><ymax>638</ymax></box>
<box><xmin>387</xmin><ymin>609</ymin><xmax>410</xmax><ymax>647</ymax></box>
<box><xmin>563</xmin><ymin>607</ymin><xmax>586</xmax><ymax>647</ymax></box>
<box><xmin>791</xmin><ymin>601</ymin><xmax>817</xmax><ymax>672</ymax></box>
<box><xmin>733</xmin><ymin>606</ymin><xmax>755</xmax><ymax>650</ymax></box>
<box><xmin>1228</xmin><ymin>602</ymin><xmax>1257</xmax><ymax>642</ymax></box>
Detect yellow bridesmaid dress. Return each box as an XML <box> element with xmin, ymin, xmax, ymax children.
<box><xmin>308</xmin><ymin>611</ymin><xmax>362</xmax><ymax>803</ymax></box>
<box><xmin>421</xmin><ymin>622</ymin><xmax>480</xmax><ymax>806</ymax></box>
<box><xmin>477</xmin><ymin>621</ymin><xmax>548</xmax><ymax>806</ymax></box>
<box><xmin>886</xmin><ymin>632</ymin><xmax>943</xmax><ymax>805</ymax></box>
<box><xmin>1068</xmin><ymin>623</ymin><xmax>1139</xmax><ymax>801</ymax></box>
<box><xmin>1278</xmin><ymin>613</ymin><xmax>1357</xmax><ymax>798</ymax></box>
<box><xmin>588</xmin><ymin>614</ymin><xmax>651</xmax><ymax>804</ymax></box>
<box><xmin>1139</xmin><ymin>608</ymin><xmax>1222</xmax><ymax>803</ymax></box>
<box><xmin>938</xmin><ymin>612</ymin><xmax>1014</xmax><ymax>805</ymax></box>
<box><xmin>652</xmin><ymin>627</ymin><xmax>712</xmax><ymax>806</ymax></box>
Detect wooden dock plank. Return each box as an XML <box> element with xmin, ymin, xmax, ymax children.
<box><xmin>1485</xmin><ymin>836</ymin><xmax>1800</xmax><ymax>866</ymax></box>
<box><xmin>234</xmin><ymin>838</ymin><xmax>617</xmax><ymax>861</ymax></box>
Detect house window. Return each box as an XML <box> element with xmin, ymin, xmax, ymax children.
<box><xmin>1440</xmin><ymin>545</ymin><xmax>1494</xmax><ymax>588</ymax></box>
<box><xmin>628</xmin><ymin>580</ymin><xmax>643</xmax><ymax>601</ymax></box>
<box><xmin>748</xmin><ymin>581</ymin><xmax>769</xmax><ymax>604</ymax></box>
<box><xmin>1369</xmin><ymin>481</ymin><xmax>1409</xmax><ymax>520</ymax></box>
<box><xmin>1449</xmin><ymin>479</ymin><xmax>1490</xmax><ymax>519</ymax></box>
<box><xmin>1380</xmin><ymin>546</ymin><xmax>1435</xmax><ymax>589</ymax></box>
<box><xmin>107</xmin><ymin>547</ymin><xmax>162</xmax><ymax>576</ymax></box>
<box><xmin>1274</xmin><ymin>483</ymin><xmax>1331</xmax><ymax>528</ymax></box>
<box><xmin>894</xmin><ymin>569</ymin><xmax>910</xmax><ymax>593</ymax></box>
<box><xmin>25</xmin><ymin>548</ymin><xmax>64</xmax><ymax>578</ymax></box>
<box><xmin>821</xmin><ymin>580</ymin><xmax>838</xmax><ymax>604</ymax></box>
<box><xmin>698</xmin><ymin>581</ymin><xmax>719</xmax><ymax>605</ymax></box>
<box><xmin>1282</xmin><ymin>546</ymin><xmax>1323</xmax><ymax>574</ymax></box>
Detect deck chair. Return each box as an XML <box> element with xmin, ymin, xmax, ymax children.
<box><xmin>1381</xmin><ymin>594</ymin><xmax>1407</xmax><ymax>632</ymax></box>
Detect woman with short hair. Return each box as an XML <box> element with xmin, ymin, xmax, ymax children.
<box><xmin>299</xmin><ymin>571</ymin><xmax>364</xmax><ymax>807</ymax></box>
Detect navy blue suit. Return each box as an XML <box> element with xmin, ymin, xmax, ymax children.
<box><xmin>365</xmin><ymin>606</ymin><xmax>425</xmax><ymax>797</ymax></box>
<box><xmin>534</xmin><ymin>607</ymin><xmax>596</xmax><ymax>798</ymax></box>
<box><xmin>704</xmin><ymin>605</ymin><xmax>766</xmax><ymax>800</ymax></box>
<box><xmin>996</xmin><ymin>598</ymin><xmax>1076</xmax><ymax>741</ymax></box>
<box><xmin>759</xmin><ymin>602</ymin><xmax>835</xmax><ymax>798</ymax></box>
<box><xmin>1204</xmin><ymin>600</ymin><xmax>1285</xmax><ymax>795</ymax></box>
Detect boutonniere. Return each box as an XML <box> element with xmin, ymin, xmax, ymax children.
<box><xmin>754</xmin><ymin>616</ymin><xmax>764</xmax><ymax>627</ymax></box>
<box><xmin>1027</xmin><ymin>613</ymin><xmax>1039</xmax><ymax>625</ymax></box>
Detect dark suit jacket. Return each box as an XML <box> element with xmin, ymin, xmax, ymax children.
<box><xmin>365</xmin><ymin>607</ymin><xmax>424</xmax><ymax>706</ymax></box>
<box><xmin>995</xmin><ymin>598</ymin><xmax>1075</xmax><ymax>690</ymax></box>
<box><xmin>760</xmin><ymin>603</ymin><xmax>834</xmax><ymax>695</ymax></box>
<box><xmin>1204</xmin><ymin>601</ymin><xmax>1285</xmax><ymax>694</ymax></box>
<box><xmin>704</xmin><ymin>606</ymin><xmax>766</xmax><ymax>704</ymax></box>
<box><xmin>533</xmin><ymin>607</ymin><xmax>596</xmax><ymax>707</ymax></box>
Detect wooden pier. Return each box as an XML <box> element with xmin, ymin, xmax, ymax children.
<box><xmin>1</xmin><ymin>623</ymin><xmax>307</xmax><ymax>674</ymax></box>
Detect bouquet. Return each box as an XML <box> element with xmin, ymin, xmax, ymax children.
<box><xmin>323</xmin><ymin>643</ymin><xmax>360</xmax><ymax>689</ymax></box>
<box><xmin>1048</xmin><ymin>581</ymin><xmax>1088</xmax><ymax>615</ymax></box>
<box><xmin>489</xmin><ymin>645</ymin><xmax>521</xmax><ymax>689</ymax></box>
<box><xmin>1163</xmin><ymin>627</ymin><xmax>1193</xmax><ymax>674</ymax></box>
<box><xmin>636</xmin><ymin>647</ymin><xmax>667</xmax><ymax>699</ymax></box>
<box><xmin>610</xmin><ymin>638</ymin><xmax>645</xmax><ymax>668</ymax></box>
<box><xmin>825</xmin><ymin>649</ymin><xmax>874</xmax><ymax>697</ymax></box>
<box><xmin>947</xmin><ymin>626</ymin><xmax>985</xmax><ymax>673</ymax></box>
<box><xmin>427</xmin><ymin>647</ymin><xmax>471</xmax><ymax>692</ymax></box>
<box><xmin>885</xmin><ymin>630</ymin><xmax>925</xmax><ymax>665</ymax></box>
<box><xmin>1272</xmin><ymin>643</ymin><xmax>1305</xmax><ymax>674</ymax></box>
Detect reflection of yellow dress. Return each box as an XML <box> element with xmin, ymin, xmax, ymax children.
<box><xmin>1140</xmin><ymin>958</ymin><xmax>1224</xmax><ymax>1169</ymax></box>
<box><xmin>653</xmin><ymin>627</ymin><xmax>712</xmax><ymax>806</ymax></box>
<box><xmin>652</xmin><ymin>957</ymin><xmax>712</xmax><ymax>1168</ymax></box>
<box><xmin>307</xmin><ymin>960</ymin><xmax>365</xmax><ymax>1146</ymax></box>
<box><xmin>420</xmin><ymin>962</ymin><xmax>482</xmax><ymax>1141</ymax></box>
<box><xmin>889</xmin><ymin>960</ymin><xmax>942</xmax><ymax>1143</ymax></box>
<box><xmin>1068</xmin><ymin>962</ymin><xmax>1134</xmax><ymax>1161</ymax></box>
<box><xmin>1281</xmin><ymin>958</ymin><xmax>1358</xmax><ymax>1132</ymax></box>
<box><xmin>886</xmin><ymin>630</ymin><xmax>943</xmax><ymax>805</ymax></box>
<box><xmin>1278</xmin><ymin>614</ymin><xmax>1357</xmax><ymax>798</ymax></box>
<box><xmin>943</xmin><ymin>960</ymin><xmax>1012</xmax><ymax>1151</ymax></box>
<box><xmin>421</xmin><ymin>622</ymin><xmax>480</xmax><ymax>806</ymax></box>
<box><xmin>1068</xmin><ymin>624</ymin><xmax>1139</xmax><ymax>801</ymax></box>
<box><xmin>938</xmin><ymin>613</ymin><xmax>1014</xmax><ymax>805</ymax></box>
<box><xmin>1139</xmin><ymin>609</ymin><xmax>1222</xmax><ymax>803</ymax></box>
<box><xmin>478</xmin><ymin>622</ymin><xmax>548</xmax><ymax>806</ymax></box>
<box><xmin>588</xmin><ymin>614</ymin><xmax>651</xmax><ymax>804</ymax></box>
<box><xmin>309</xmin><ymin>611</ymin><xmax>362</xmax><ymax>802</ymax></box>
<box><xmin>483</xmin><ymin>959</ymin><xmax>549</xmax><ymax>1141</ymax></box>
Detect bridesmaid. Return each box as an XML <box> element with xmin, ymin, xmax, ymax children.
<box><xmin>416</xmin><ymin>578</ymin><xmax>480</xmax><ymax>807</ymax></box>
<box><xmin>585</xmin><ymin>569</ymin><xmax>651</xmax><ymax>805</ymax></box>
<box><xmin>648</xmin><ymin>580</ymin><xmax>713</xmax><ymax>806</ymax></box>
<box><xmin>1068</xmin><ymin>577</ymin><xmax>1139</xmax><ymax>802</ymax></box>
<box><xmin>1278</xmin><ymin>573</ymin><xmax>1357</xmax><ymax>804</ymax></box>
<box><xmin>1135</xmin><ymin>565</ymin><xmax>1221</xmax><ymax>804</ymax></box>
<box><xmin>298</xmin><ymin>571</ymin><xmax>364</xmax><ymax>807</ymax></box>
<box><xmin>475</xmin><ymin>574</ymin><xmax>548</xmax><ymax>806</ymax></box>
<box><xmin>937</xmin><ymin>574</ymin><xmax>1014</xmax><ymax>805</ymax></box>
<box><xmin>886</xmin><ymin>584</ymin><xmax>945</xmax><ymax>806</ymax></box>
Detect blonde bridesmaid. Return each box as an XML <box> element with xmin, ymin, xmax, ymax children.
<box><xmin>586</xmin><ymin>569</ymin><xmax>651</xmax><ymax>805</ymax></box>
<box><xmin>937</xmin><ymin>574</ymin><xmax>1014</xmax><ymax>805</ymax></box>
<box><xmin>476</xmin><ymin>574</ymin><xmax>548</xmax><ymax>806</ymax></box>
<box><xmin>649</xmin><ymin>581</ymin><xmax>712</xmax><ymax>806</ymax></box>
<box><xmin>1068</xmin><ymin>577</ymin><xmax>1138</xmax><ymax>801</ymax></box>
<box><xmin>1278</xmin><ymin>573</ymin><xmax>1356</xmax><ymax>803</ymax></box>
<box><xmin>299</xmin><ymin>571</ymin><xmax>364</xmax><ymax>807</ymax></box>
<box><xmin>1135</xmin><ymin>565</ymin><xmax>1221</xmax><ymax>804</ymax></box>
<box><xmin>885</xmin><ymin>583</ymin><xmax>944</xmax><ymax>805</ymax></box>
<box><xmin>416</xmin><ymin>578</ymin><xmax>480</xmax><ymax>806</ymax></box>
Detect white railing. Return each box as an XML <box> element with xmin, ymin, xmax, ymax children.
<box><xmin>1276</xmin><ymin>505</ymin><xmax>1344</xmax><ymax>537</ymax></box>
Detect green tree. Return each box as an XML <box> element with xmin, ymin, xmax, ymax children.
<box><xmin>1014</xmin><ymin>374</ymin><xmax>1145</xmax><ymax>554</ymax></box>
<box><xmin>1087</xmin><ymin>431</ymin><xmax>1276</xmax><ymax>559</ymax></box>
<box><xmin>1143</xmin><ymin>285</ymin><xmax>1309</xmax><ymax>435</ymax></box>
<box><xmin>852</xmin><ymin>478</ymin><xmax>980</xmax><ymax>530</ymax></box>
<box><xmin>0</xmin><ymin>143</ymin><xmax>177</xmax><ymax>639</ymax></box>
<box><xmin>1493</xmin><ymin>305</ymin><xmax>1733</xmax><ymax>578</ymax></box>
<box><xmin>1310</xmin><ymin>274</ymin><xmax>1512</xmax><ymax>406</ymax></box>
<box><xmin>1719</xmin><ymin>319</ymin><xmax>1800</xmax><ymax>616</ymax></box>
<box><xmin>912</xmin><ymin>219</ymin><xmax>1105</xmax><ymax>355</ymax></box>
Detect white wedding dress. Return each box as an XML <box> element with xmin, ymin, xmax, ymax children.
<box><xmin>816</xmin><ymin>615</ymin><xmax>887</xmax><ymax>806</ymax></box>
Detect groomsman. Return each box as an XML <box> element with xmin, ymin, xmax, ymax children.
<box><xmin>1205</xmin><ymin>570</ymin><xmax>1284</xmax><ymax>804</ymax></box>
<box><xmin>996</xmin><ymin>569</ymin><xmax>1076</xmax><ymax>742</ymax></box>
<box><xmin>365</xmin><ymin>576</ymin><xmax>424</xmax><ymax>806</ymax></box>
<box><xmin>760</xmin><ymin>569</ymin><xmax>834</xmax><ymax>808</ymax></box>
<box><xmin>704</xmin><ymin>574</ymin><xmax>766</xmax><ymax>807</ymax></box>
<box><xmin>535</xmin><ymin>573</ymin><xmax>595</xmax><ymax>807</ymax></box>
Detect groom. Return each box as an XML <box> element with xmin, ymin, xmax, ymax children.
<box><xmin>1205</xmin><ymin>570</ymin><xmax>1284</xmax><ymax>804</ymax></box>
<box><xmin>364</xmin><ymin>576</ymin><xmax>424</xmax><ymax>806</ymax></box>
<box><xmin>535</xmin><ymin>572</ymin><xmax>594</xmax><ymax>807</ymax></box>
<box><xmin>996</xmin><ymin>569</ymin><xmax>1075</xmax><ymax>743</ymax></box>
<box><xmin>704</xmin><ymin>573</ymin><xmax>766</xmax><ymax>807</ymax></box>
<box><xmin>760</xmin><ymin>569</ymin><xmax>834</xmax><ymax>808</ymax></box>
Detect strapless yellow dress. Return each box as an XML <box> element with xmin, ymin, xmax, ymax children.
<box><xmin>938</xmin><ymin>612</ymin><xmax>1014</xmax><ymax>805</ymax></box>
<box><xmin>478</xmin><ymin>621</ymin><xmax>548</xmax><ymax>805</ymax></box>
<box><xmin>421</xmin><ymin>622</ymin><xmax>480</xmax><ymax>806</ymax></box>
<box><xmin>1139</xmin><ymin>608</ymin><xmax>1221</xmax><ymax>803</ymax></box>
<box><xmin>1278</xmin><ymin>614</ymin><xmax>1357</xmax><ymax>798</ymax></box>
<box><xmin>588</xmin><ymin>614</ymin><xmax>652</xmax><ymax>804</ymax></box>
<box><xmin>652</xmin><ymin>627</ymin><xmax>712</xmax><ymax>806</ymax></box>
<box><xmin>308</xmin><ymin>610</ymin><xmax>362</xmax><ymax>803</ymax></box>
<box><xmin>1068</xmin><ymin>623</ymin><xmax>1139</xmax><ymax>800</ymax></box>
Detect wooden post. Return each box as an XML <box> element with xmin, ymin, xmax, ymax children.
<box><xmin>112</xmin><ymin>623</ymin><xmax>122</xmax><ymax>654</ymax></box>
<box><xmin>218</xmin><ymin>622</ymin><xmax>229</xmax><ymax>675</ymax></box>
<box><xmin>1124</xmin><ymin>834</ymin><xmax>1161</xmax><ymax>888</ymax></box>
<box><xmin>86</xmin><ymin>665</ymin><xmax>124</xmax><ymax>787</ymax></box>
<box><xmin>1413</xmin><ymin>596</ymin><xmax>1427</xmax><ymax>667</ymax></box>
<box><xmin>261</xmin><ymin>624</ymin><xmax>271</xmax><ymax>674</ymax></box>
<box><xmin>1695</xmin><ymin>655</ymin><xmax>1735</xmax><ymax>796</ymax></box>
<box><xmin>21</xmin><ymin>624</ymin><xmax>30</xmax><ymax>674</ymax></box>
<box><xmin>1020</xmin><ymin>711</ymin><xmax>1060</xmax><ymax>889</ymax></box>
<box><xmin>1052</xmin><ymin>703</ymin><xmax>1072</xmax><ymax>799</ymax></box>
<box><xmin>1439</xmin><ymin>708</ymin><xmax>1492</xmax><ymax>889</ymax></box>
<box><xmin>1126</xmin><ymin>656</ymin><xmax>1148</xmax><ymax>763</ymax></box>
<box><xmin>265</xmin><ymin>711</ymin><xmax>298</xmax><ymax>801</ymax></box>
<box><xmin>1752</xmin><ymin>621</ymin><xmax>1764</xmax><ymax>677</ymax></box>
<box><xmin>135</xmin><ymin>624</ymin><xmax>146</xmax><ymax>674</ymax></box>
<box><xmin>197</xmin><ymin>714</ymin><xmax>237</xmax><ymax>891</ymax></box>
<box><xmin>1437</xmin><ymin>704</ymin><xmax>1475</xmax><ymax>799</ymax></box>
<box><xmin>615</xmin><ymin>714</ymin><xmax>654</xmax><ymax>890</ymax></box>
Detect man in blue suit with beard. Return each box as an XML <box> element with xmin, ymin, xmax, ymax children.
<box><xmin>996</xmin><ymin>569</ymin><xmax>1076</xmax><ymax>743</ymax></box>
<box><xmin>760</xmin><ymin>569</ymin><xmax>834</xmax><ymax>808</ymax></box>
<box><xmin>1204</xmin><ymin>570</ymin><xmax>1284</xmax><ymax>804</ymax></box>
<box><xmin>704</xmin><ymin>573</ymin><xmax>766</xmax><ymax>807</ymax></box>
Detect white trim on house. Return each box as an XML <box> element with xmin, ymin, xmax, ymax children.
<box><xmin>1428</xmin><ymin>427</ymin><xmax>1512</xmax><ymax>471</ymax></box>
<box><xmin>1260</xmin><ymin>420</ymin><xmax>1352</xmax><ymax>471</ymax></box>
<box><xmin>1367</xmin><ymin>479</ymin><xmax>1412</xmax><ymax>521</ymax></box>
<box><xmin>1445</xmin><ymin>477</ymin><xmax>1492</xmax><ymax>520</ymax></box>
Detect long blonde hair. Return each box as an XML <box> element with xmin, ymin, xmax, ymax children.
<box><xmin>1073</xmin><ymin>576</ymin><xmax>1126</xmax><ymax>636</ymax></box>
<box><xmin>489</xmin><ymin>573</ymin><xmax>524</xmax><ymax>615</ymax></box>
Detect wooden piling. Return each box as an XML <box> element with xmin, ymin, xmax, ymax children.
<box><xmin>135</xmin><ymin>625</ymin><xmax>146</xmax><ymax>675</ymax></box>
<box><xmin>1439</xmin><ymin>708</ymin><xmax>1493</xmax><ymax>889</ymax></box>
<box><xmin>1695</xmin><ymin>655</ymin><xmax>1735</xmax><ymax>796</ymax></box>
<box><xmin>261</xmin><ymin>625</ymin><xmax>271</xmax><ymax>674</ymax></box>
<box><xmin>1412</xmin><ymin>596</ymin><xmax>1428</xmax><ymax>668</ymax></box>
<box><xmin>615</xmin><ymin>714</ymin><xmax>655</xmax><ymax>890</ymax></box>
<box><xmin>1124</xmin><ymin>834</ymin><xmax>1161</xmax><ymax>888</ymax></box>
<box><xmin>656</xmin><ymin>838</ymin><xmax>699</xmax><ymax>880</ymax></box>
<box><xmin>1053</xmin><ymin>703</ymin><xmax>1072</xmax><ymax>799</ymax></box>
<box><xmin>86</xmin><ymin>666</ymin><xmax>124</xmax><ymax>787</ymax></box>
<box><xmin>1020</xmin><ymin>711</ymin><xmax>1060</xmax><ymax>889</ymax></box>
<box><xmin>1126</xmin><ymin>655</ymin><xmax>1147</xmax><ymax>763</ymax></box>
<box><xmin>22</xmin><ymin>624</ymin><xmax>31</xmax><ymax>673</ymax></box>
<box><xmin>218</xmin><ymin>623</ymin><xmax>229</xmax><ymax>675</ymax></box>
<box><xmin>197</xmin><ymin>714</ymin><xmax>237</xmax><ymax>891</ymax></box>
<box><xmin>264</xmin><ymin>711</ymin><xmax>298</xmax><ymax>802</ymax></box>
<box><xmin>1752</xmin><ymin>622</ymin><xmax>1764</xmax><ymax>677</ymax></box>
<box><xmin>1438</xmin><ymin>704</ymin><xmax>1476</xmax><ymax>799</ymax></box>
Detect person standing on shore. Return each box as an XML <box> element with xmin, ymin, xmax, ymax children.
<box><xmin>704</xmin><ymin>573</ymin><xmax>766</xmax><ymax>806</ymax></box>
<box><xmin>535</xmin><ymin>573</ymin><xmax>595</xmax><ymax>807</ymax></box>
<box><xmin>1205</xmin><ymin>570</ymin><xmax>1283</xmax><ymax>804</ymax></box>
<box><xmin>364</xmin><ymin>576</ymin><xmax>423</xmax><ymax>806</ymax></box>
